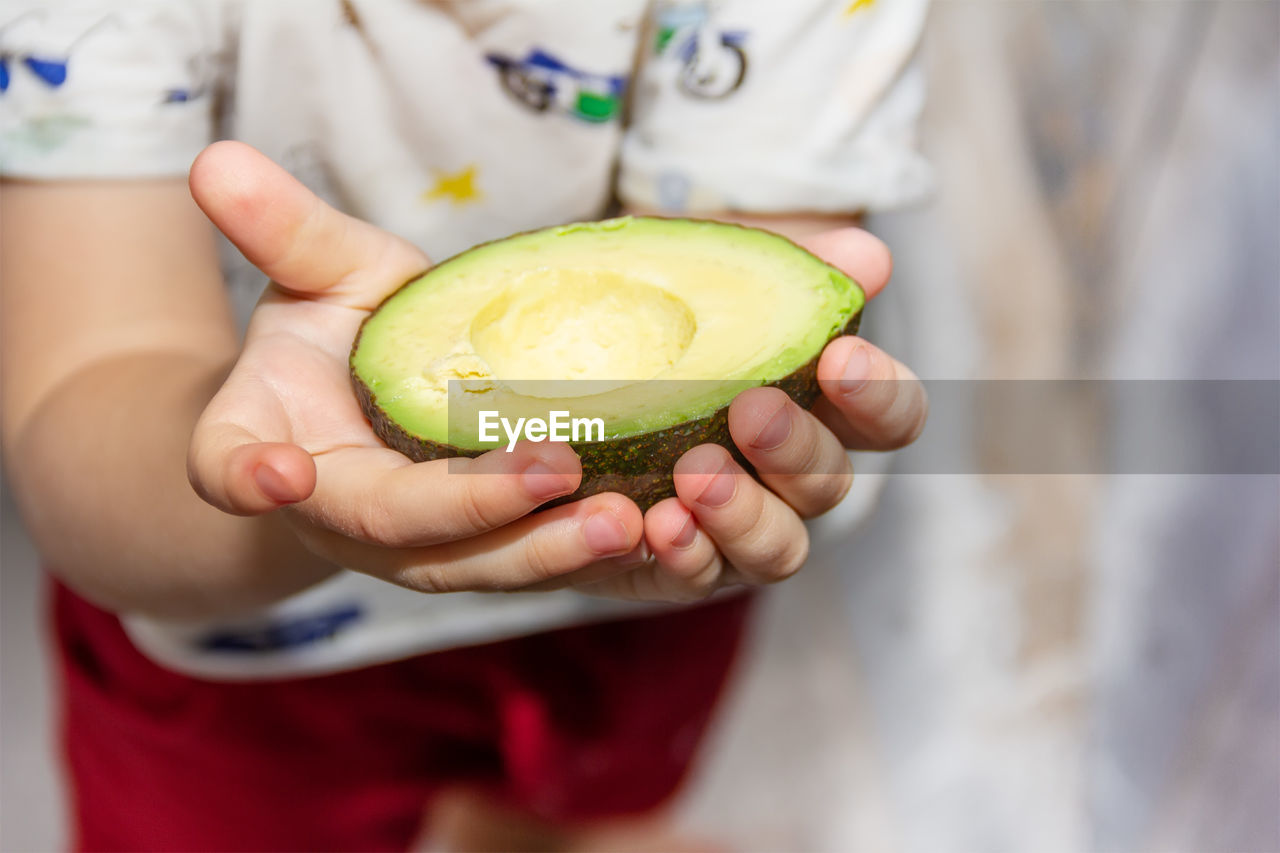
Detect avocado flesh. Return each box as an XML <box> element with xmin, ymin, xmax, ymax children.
<box><xmin>351</xmin><ymin>216</ymin><xmax>864</xmax><ymax>508</ymax></box>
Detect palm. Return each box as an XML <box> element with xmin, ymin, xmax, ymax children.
<box><xmin>227</xmin><ymin>293</ymin><xmax>407</xmax><ymax>467</ymax></box>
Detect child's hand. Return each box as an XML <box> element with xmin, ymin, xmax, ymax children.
<box><xmin>187</xmin><ymin>143</ymin><xmax>921</xmax><ymax>603</ymax></box>
<box><xmin>187</xmin><ymin>142</ymin><xmax>648</xmax><ymax>594</ymax></box>
<box><xmin>567</xmin><ymin>228</ymin><xmax>928</xmax><ymax>602</ymax></box>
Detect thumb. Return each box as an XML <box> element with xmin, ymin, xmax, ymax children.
<box><xmin>188</xmin><ymin>140</ymin><xmax>430</xmax><ymax>310</ymax></box>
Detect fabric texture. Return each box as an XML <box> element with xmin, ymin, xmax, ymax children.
<box><xmin>619</xmin><ymin>0</ymin><xmax>933</xmax><ymax>213</ymax></box>
<box><xmin>55</xmin><ymin>579</ymin><xmax>756</xmax><ymax>852</ymax></box>
<box><xmin>0</xmin><ymin>2</ymin><xmax>227</xmax><ymax>177</ymax></box>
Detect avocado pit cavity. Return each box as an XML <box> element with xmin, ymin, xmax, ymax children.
<box><xmin>470</xmin><ymin>269</ymin><xmax>696</xmax><ymax>398</ymax></box>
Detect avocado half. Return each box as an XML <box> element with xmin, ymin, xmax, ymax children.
<box><xmin>350</xmin><ymin>216</ymin><xmax>864</xmax><ymax>510</ymax></box>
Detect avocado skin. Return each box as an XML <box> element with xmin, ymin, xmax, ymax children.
<box><xmin>351</xmin><ymin>311</ymin><xmax>860</xmax><ymax>512</ymax></box>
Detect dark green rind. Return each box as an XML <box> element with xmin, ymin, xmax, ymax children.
<box><xmin>352</xmin><ymin>312</ymin><xmax>861</xmax><ymax>512</ymax></box>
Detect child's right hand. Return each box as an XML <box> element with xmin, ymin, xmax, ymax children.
<box><xmin>187</xmin><ymin>142</ymin><xmax>650</xmax><ymax>594</ymax></box>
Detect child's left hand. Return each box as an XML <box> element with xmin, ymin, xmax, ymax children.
<box><xmin>560</xmin><ymin>228</ymin><xmax>928</xmax><ymax>601</ymax></box>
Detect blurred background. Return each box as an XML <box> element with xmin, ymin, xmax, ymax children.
<box><xmin>3</xmin><ymin>1</ymin><xmax>1278</xmax><ymax>850</ymax></box>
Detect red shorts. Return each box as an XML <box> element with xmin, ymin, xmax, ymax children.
<box><xmin>52</xmin><ymin>582</ymin><xmax>753</xmax><ymax>852</ymax></box>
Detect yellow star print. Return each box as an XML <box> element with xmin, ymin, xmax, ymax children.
<box><xmin>843</xmin><ymin>0</ymin><xmax>875</xmax><ymax>16</ymax></box>
<box><xmin>422</xmin><ymin>165</ymin><xmax>482</xmax><ymax>205</ymax></box>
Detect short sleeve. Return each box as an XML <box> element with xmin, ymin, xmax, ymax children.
<box><xmin>618</xmin><ymin>0</ymin><xmax>933</xmax><ymax>215</ymax></box>
<box><xmin>0</xmin><ymin>1</ymin><xmax>230</xmax><ymax>179</ymax></box>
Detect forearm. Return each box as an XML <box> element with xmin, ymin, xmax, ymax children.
<box><xmin>1</xmin><ymin>177</ymin><xmax>337</xmax><ymax>620</ymax></box>
<box><xmin>6</xmin><ymin>349</ymin><xmax>337</xmax><ymax>620</ymax></box>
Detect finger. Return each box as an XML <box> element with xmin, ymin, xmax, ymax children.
<box><xmin>188</xmin><ymin>425</ymin><xmax>317</xmax><ymax>515</ymax></box>
<box><xmin>727</xmin><ymin>387</ymin><xmax>853</xmax><ymax>518</ymax></box>
<box><xmin>816</xmin><ymin>336</ymin><xmax>929</xmax><ymax>450</ymax></box>
<box><xmin>511</xmin><ymin>537</ymin><xmax>658</xmax><ymax>593</ymax></box>
<box><xmin>797</xmin><ymin>227</ymin><xmax>893</xmax><ymax>301</ymax></box>
<box><xmin>188</xmin><ymin>141</ymin><xmax>429</xmax><ymax>310</ymax></box>
<box><xmin>632</xmin><ymin>499</ymin><xmax>726</xmax><ymax>600</ymax></box>
<box><xmin>302</xmin><ymin>492</ymin><xmax>645</xmax><ymax>593</ymax></box>
<box><xmin>298</xmin><ymin>441</ymin><xmax>585</xmax><ymax>548</ymax></box>
<box><xmin>671</xmin><ymin>445</ymin><xmax>810</xmax><ymax>585</ymax></box>
<box><xmin>520</xmin><ymin>499</ymin><xmax>727</xmax><ymax>602</ymax></box>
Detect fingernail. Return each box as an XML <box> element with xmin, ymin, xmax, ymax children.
<box><xmin>670</xmin><ymin>514</ymin><xmax>699</xmax><ymax>550</ymax></box>
<box><xmin>615</xmin><ymin>539</ymin><xmax>653</xmax><ymax>568</ymax></box>
<box><xmin>254</xmin><ymin>464</ymin><xmax>299</xmax><ymax>504</ymax></box>
<box><xmin>522</xmin><ymin>460</ymin><xmax>574</xmax><ymax>502</ymax></box>
<box><xmin>584</xmin><ymin>511</ymin><xmax>631</xmax><ymax>556</ymax></box>
<box><xmin>696</xmin><ymin>463</ymin><xmax>738</xmax><ymax>508</ymax></box>
<box><xmin>839</xmin><ymin>344</ymin><xmax>874</xmax><ymax>396</ymax></box>
<box><xmin>750</xmin><ymin>403</ymin><xmax>792</xmax><ymax>450</ymax></box>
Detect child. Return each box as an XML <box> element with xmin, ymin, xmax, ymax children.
<box><xmin>0</xmin><ymin>1</ymin><xmax>930</xmax><ymax>849</ymax></box>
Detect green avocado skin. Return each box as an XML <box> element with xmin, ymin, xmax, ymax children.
<box><xmin>352</xmin><ymin>311</ymin><xmax>861</xmax><ymax>512</ymax></box>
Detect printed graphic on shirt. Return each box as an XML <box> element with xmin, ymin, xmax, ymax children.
<box><xmin>0</xmin><ymin>53</ymin><xmax>64</xmax><ymax>90</ymax></box>
<box><xmin>653</xmin><ymin>2</ymin><xmax>748</xmax><ymax>100</ymax></box>
<box><xmin>423</xmin><ymin>164</ymin><xmax>483</xmax><ymax>205</ymax></box>
<box><xmin>655</xmin><ymin>170</ymin><xmax>693</xmax><ymax>212</ymax></box>
<box><xmin>161</xmin><ymin>51</ymin><xmax>217</xmax><ymax>104</ymax></box>
<box><xmin>485</xmin><ymin>48</ymin><xmax>626</xmax><ymax>123</ymax></box>
<box><xmin>197</xmin><ymin>604</ymin><xmax>364</xmax><ymax>653</ymax></box>
<box><xmin>0</xmin><ymin>10</ymin><xmax>210</xmax><ymax>106</ymax></box>
<box><xmin>1</xmin><ymin>113</ymin><xmax>89</xmax><ymax>160</ymax></box>
<box><xmin>0</xmin><ymin>11</ymin><xmax>117</xmax><ymax>92</ymax></box>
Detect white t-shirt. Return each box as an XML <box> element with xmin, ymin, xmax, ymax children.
<box><xmin>1</xmin><ymin>0</ymin><xmax>929</xmax><ymax>680</ymax></box>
